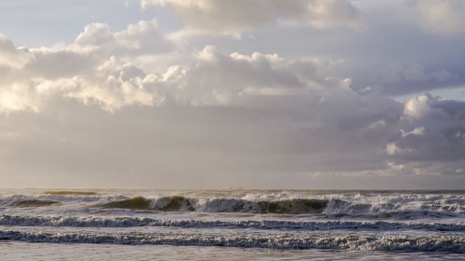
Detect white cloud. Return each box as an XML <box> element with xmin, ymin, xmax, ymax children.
<box><xmin>401</xmin><ymin>127</ymin><xmax>425</xmax><ymax>138</ymax></box>
<box><xmin>75</xmin><ymin>19</ymin><xmax>172</xmax><ymax>56</ymax></box>
<box><xmin>0</xmin><ymin>81</ymin><xmax>40</xmax><ymax>113</ymax></box>
<box><xmin>403</xmin><ymin>94</ymin><xmax>435</xmax><ymax>119</ymax></box>
<box><xmin>61</xmin><ymin>61</ymin><xmax>156</xmax><ymax>112</ymax></box>
<box><xmin>0</xmin><ymin>34</ymin><xmax>35</xmax><ymax>69</ymax></box>
<box><xmin>0</xmin><ymin>20</ymin><xmax>175</xmax><ymax>113</ymax></box>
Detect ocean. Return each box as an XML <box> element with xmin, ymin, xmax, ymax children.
<box><xmin>0</xmin><ymin>189</ymin><xmax>464</xmax><ymax>260</ymax></box>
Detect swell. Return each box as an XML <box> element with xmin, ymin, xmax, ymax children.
<box><xmin>0</xmin><ymin>230</ymin><xmax>464</xmax><ymax>252</ymax></box>
<box><xmin>1</xmin><ymin>214</ymin><xmax>464</xmax><ymax>232</ymax></box>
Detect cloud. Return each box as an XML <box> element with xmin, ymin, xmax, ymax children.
<box><xmin>413</xmin><ymin>0</ymin><xmax>465</xmax><ymax>36</ymax></box>
<box><xmin>0</xmin><ymin>34</ymin><xmax>35</xmax><ymax>69</ymax></box>
<box><xmin>141</xmin><ymin>0</ymin><xmax>364</xmax><ymax>35</ymax></box>
<box><xmin>0</xmin><ymin>37</ymin><xmax>353</xmax><ymax>112</ymax></box>
<box><xmin>0</xmin><ymin>20</ymin><xmax>174</xmax><ymax>113</ymax></box>
<box><xmin>386</xmin><ymin>94</ymin><xmax>465</xmax><ymax>174</ymax></box>
<box><xmin>75</xmin><ymin>20</ymin><xmax>172</xmax><ymax>56</ymax></box>
<box><xmin>2</xmin><ymin>1</ymin><xmax>465</xmax><ymax>188</ymax></box>
<box><xmin>75</xmin><ymin>19</ymin><xmax>173</xmax><ymax>56</ymax></box>
<box><xmin>0</xmin><ymin>81</ymin><xmax>41</xmax><ymax>113</ymax></box>
<box><xmin>178</xmin><ymin>45</ymin><xmax>307</xmax><ymax>106</ymax></box>
<box><xmin>1</xmin><ymin>23</ymin><xmax>402</xmax><ymax>180</ymax></box>
<box><xmin>3</xmin><ymin>22</ymin><xmax>464</xmax><ymax>179</ymax></box>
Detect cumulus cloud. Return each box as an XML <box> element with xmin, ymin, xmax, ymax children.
<box><xmin>1</xmin><ymin>32</ymin><xmax>355</xmax><ymax>113</ymax></box>
<box><xmin>141</xmin><ymin>0</ymin><xmax>364</xmax><ymax>35</ymax></box>
<box><xmin>0</xmin><ymin>19</ymin><xmax>175</xmax><ymax>113</ymax></box>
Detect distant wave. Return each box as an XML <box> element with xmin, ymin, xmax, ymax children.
<box><xmin>1</xmin><ymin>214</ymin><xmax>464</xmax><ymax>232</ymax></box>
<box><xmin>1</xmin><ymin>229</ymin><xmax>464</xmax><ymax>252</ymax></box>
<box><xmin>43</xmin><ymin>191</ymin><xmax>99</xmax><ymax>196</ymax></box>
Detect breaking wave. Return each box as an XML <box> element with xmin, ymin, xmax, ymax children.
<box><xmin>0</xmin><ymin>230</ymin><xmax>464</xmax><ymax>252</ymax></box>
<box><xmin>2</xmin><ymin>192</ymin><xmax>464</xmax><ymax>218</ymax></box>
<box><xmin>95</xmin><ymin>196</ymin><xmax>327</xmax><ymax>214</ymax></box>
<box><xmin>1</xmin><ymin>214</ymin><xmax>465</xmax><ymax>232</ymax></box>
<box><xmin>1</xmin><ymin>191</ymin><xmax>464</xmax><ymax>219</ymax></box>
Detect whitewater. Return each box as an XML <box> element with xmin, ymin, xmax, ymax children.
<box><xmin>1</xmin><ymin>189</ymin><xmax>464</xmax><ymax>260</ymax></box>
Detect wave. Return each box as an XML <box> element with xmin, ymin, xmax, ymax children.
<box><xmin>10</xmin><ymin>200</ymin><xmax>60</xmax><ymax>208</ymax></box>
<box><xmin>0</xmin><ymin>230</ymin><xmax>464</xmax><ymax>252</ymax></box>
<box><xmin>200</xmin><ymin>198</ymin><xmax>327</xmax><ymax>214</ymax></box>
<box><xmin>94</xmin><ymin>196</ymin><xmax>327</xmax><ymax>214</ymax></box>
<box><xmin>2</xmin><ymin>214</ymin><xmax>464</xmax><ymax>232</ymax></box>
<box><xmin>97</xmin><ymin>196</ymin><xmax>152</xmax><ymax>210</ymax></box>
<box><xmin>96</xmin><ymin>196</ymin><xmax>190</xmax><ymax>211</ymax></box>
<box><xmin>91</xmin><ymin>195</ymin><xmax>464</xmax><ymax>219</ymax></box>
<box><xmin>43</xmin><ymin>191</ymin><xmax>99</xmax><ymax>196</ymax></box>
<box><xmin>2</xmin><ymin>191</ymin><xmax>465</xmax><ymax>218</ymax></box>
<box><xmin>323</xmin><ymin>198</ymin><xmax>465</xmax><ymax>220</ymax></box>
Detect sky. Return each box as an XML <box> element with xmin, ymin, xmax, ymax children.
<box><xmin>1</xmin><ymin>0</ymin><xmax>465</xmax><ymax>189</ymax></box>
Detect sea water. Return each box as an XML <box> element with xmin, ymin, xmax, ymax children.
<box><xmin>0</xmin><ymin>189</ymin><xmax>464</xmax><ymax>260</ymax></box>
